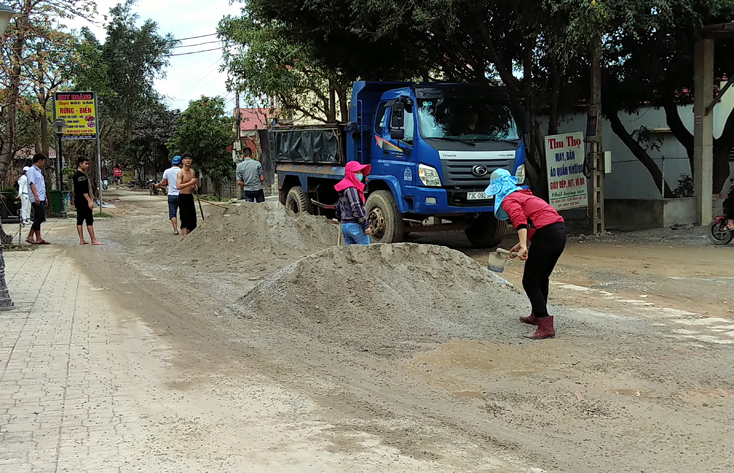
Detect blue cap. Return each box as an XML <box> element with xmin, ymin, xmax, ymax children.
<box><xmin>172</xmin><ymin>156</ymin><xmax>182</xmax><ymax>165</ymax></box>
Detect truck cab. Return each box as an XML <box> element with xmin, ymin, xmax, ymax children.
<box><xmin>349</xmin><ymin>82</ymin><xmax>527</xmax><ymax>247</ymax></box>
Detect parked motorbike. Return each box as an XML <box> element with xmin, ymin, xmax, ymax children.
<box><xmin>708</xmin><ymin>184</ymin><xmax>734</xmax><ymax>245</ymax></box>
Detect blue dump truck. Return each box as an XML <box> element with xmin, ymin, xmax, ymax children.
<box><xmin>271</xmin><ymin>81</ymin><xmax>529</xmax><ymax>248</ymax></box>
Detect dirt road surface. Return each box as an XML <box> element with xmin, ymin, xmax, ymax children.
<box><xmin>56</xmin><ymin>189</ymin><xmax>734</xmax><ymax>472</ymax></box>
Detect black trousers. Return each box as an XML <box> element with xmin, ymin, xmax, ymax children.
<box><xmin>522</xmin><ymin>222</ymin><xmax>566</xmax><ymax>318</ymax></box>
<box><xmin>244</xmin><ymin>189</ymin><xmax>265</xmax><ymax>203</ymax></box>
<box><xmin>75</xmin><ymin>202</ymin><xmax>94</xmax><ymax>226</ymax></box>
<box><xmin>31</xmin><ymin>201</ymin><xmax>46</xmax><ymax>231</ymax></box>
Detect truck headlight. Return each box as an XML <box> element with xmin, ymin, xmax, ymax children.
<box><xmin>515</xmin><ymin>164</ymin><xmax>526</xmax><ymax>184</ymax></box>
<box><xmin>418</xmin><ymin>164</ymin><xmax>442</xmax><ymax>187</ymax></box>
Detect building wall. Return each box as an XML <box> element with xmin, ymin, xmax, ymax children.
<box><xmin>540</xmin><ymin>82</ymin><xmax>734</xmax><ymax>200</ymax></box>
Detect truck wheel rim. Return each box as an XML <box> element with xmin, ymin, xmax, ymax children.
<box><xmin>369</xmin><ymin>208</ymin><xmax>386</xmax><ymax>239</ymax></box>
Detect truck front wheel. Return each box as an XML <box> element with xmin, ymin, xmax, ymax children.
<box><xmin>366</xmin><ymin>190</ymin><xmax>404</xmax><ymax>244</ymax></box>
<box><xmin>285</xmin><ymin>186</ymin><xmax>313</xmax><ymax>214</ymax></box>
<box><xmin>465</xmin><ymin>213</ymin><xmax>507</xmax><ymax>248</ymax></box>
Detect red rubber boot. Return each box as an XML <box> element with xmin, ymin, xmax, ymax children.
<box><xmin>519</xmin><ymin>312</ymin><xmax>539</xmax><ymax>325</ymax></box>
<box><xmin>523</xmin><ymin>316</ymin><xmax>555</xmax><ymax>339</ymax></box>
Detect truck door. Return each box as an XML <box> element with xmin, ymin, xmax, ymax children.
<box><xmin>372</xmin><ymin>102</ymin><xmax>415</xmax><ymax>185</ymax></box>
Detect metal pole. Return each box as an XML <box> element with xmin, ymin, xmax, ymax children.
<box><xmin>55</xmin><ymin>134</ymin><xmax>61</xmax><ymax>191</ymax></box>
<box><xmin>661</xmin><ymin>156</ymin><xmax>665</xmax><ymax>198</ymax></box>
<box><xmin>58</xmin><ymin>136</ymin><xmax>66</xmax><ymax>218</ymax></box>
<box><xmin>96</xmin><ymin>93</ymin><xmax>102</xmax><ymax>216</ymax></box>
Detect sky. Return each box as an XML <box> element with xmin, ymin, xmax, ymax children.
<box><xmin>66</xmin><ymin>0</ymin><xmax>243</xmax><ymax>113</ymax></box>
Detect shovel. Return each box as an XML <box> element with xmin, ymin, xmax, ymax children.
<box><xmin>487</xmin><ymin>248</ymin><xmax>517</xmax><ymax>273</ymax></box>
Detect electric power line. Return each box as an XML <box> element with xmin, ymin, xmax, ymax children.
<box><xmin>172</xmin><ymin>33</ymin><xmax>217</xmax><ymax>42</ymax></box>
<box><xmin>170</xmin><ymin>47</ymin><xmax>222</xmax><ymax>57</ymax></box>
<box><xmin>172</xmin><ymin>40</ymin><xmax>224</xmax><ymax>49</ymax></box>
<box><xmin>177</xmin><ymin>56</ymin><xmax>224</xmax><ymax>90</ymax></box>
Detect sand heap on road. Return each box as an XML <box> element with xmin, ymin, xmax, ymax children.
<box><xmin>231</xmin><ymin>243</ymin><xmax>529</xmax><ymax>357</ymax></box>
<box><xmin>173</xmin><ymin>202</ymin><xmax>339</xmax><ymax>274</ymax></box>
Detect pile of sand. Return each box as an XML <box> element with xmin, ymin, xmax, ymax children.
<box><xmin>172</xmin><ymin>202</ymin><xmax>339</xmax><ymax>274</ymax></box>
<box><xmin>230</xmin><ymin>243</ymin><xmax>529</xmax><ymax>357</ymax></box>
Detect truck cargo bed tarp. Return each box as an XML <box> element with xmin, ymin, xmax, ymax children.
<box><xmin>271</xmin><ymin>128</ymin><xmax>343</xmax><ymax>164</ymax></box>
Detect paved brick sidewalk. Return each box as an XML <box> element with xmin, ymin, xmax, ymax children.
<box><xmin>0</xmin><ymin>221</ymin><xmax>151</xmax><ymax>473</ymax></box>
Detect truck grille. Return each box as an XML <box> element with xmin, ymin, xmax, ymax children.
<box><xmin>440</xmin><ymin>158</ymin><xmax>515</xmax><ymax>189</ymax></box>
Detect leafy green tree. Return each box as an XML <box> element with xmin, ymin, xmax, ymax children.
<box><xmin>167</xmin><ymin>96</ymin><xmax>235</xmax><ymax>198</ymax></box>
<box><xmin>71</xmin><ymin>0</ymin><xmax>175</xmax><ymax>166</ymax></box>
<box><xmin>238</xmin><ymin>0</ymin><xmax>734</xmax><ymax>195</ymax></box>
<box><xmin>0</xmin><ymin>0</ymin><xmax>95</xmax><ymax>177</ymax></box>
<box><xmin>129</xmin><ymin>105</ymin><xmax>180</xmax><ymax>173</ymax></box>
<box><xmin>219</xmin><ymin>13</ymin><xmax>351</xmax><ymax>123</ymax></box>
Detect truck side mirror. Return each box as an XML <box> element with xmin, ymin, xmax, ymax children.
<box><xmin>391</xmin><ymin>102</ymin><xmax>405</xmax><ymax>129</ymax></box>
<box><xmin>390</xmin><ymin>128</ymin><xmax>405</xmax><ymax>140</ymax></box>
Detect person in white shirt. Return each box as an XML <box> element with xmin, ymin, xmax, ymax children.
<box><xmin>26</xmin><ymin>153</ymin><xmax>49</xmax><ymax>244</ymax></box>
<box><xmin>156</xmin><ymin>156</ymin><xmax>182</xmax><ymax>235</ymax></box>
<box><xmin>16</xmin><ymin>166</ymin><xmax>31</xmax><ymax>225</ymax></box>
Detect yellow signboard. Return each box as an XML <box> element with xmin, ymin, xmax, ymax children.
<box><xmin>54</xmin><ymin>91</ymin><xmax>97</xmax><ymax>140</ymax></box>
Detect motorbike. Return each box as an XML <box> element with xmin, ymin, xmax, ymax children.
<box><xmin>708</xmin><ymin>184</ymin><xmax>734</xmax><ymax>245</ymax></box>
<box><xmin>102</xmin><ymin>179</ymin><xmax>108</xmax><ymax>191</ymax></box>
<box><xmin>708</xmin><ymin>215</ymin><xmax>733</xmax><ymax>245</ymax></box>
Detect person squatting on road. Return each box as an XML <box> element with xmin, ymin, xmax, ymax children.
<box><xmin>176</xmin><ymin>153</ymin><xmax>198</xmax><ymax>235</ymax></box>
<box><xmin>16</xmin><ymin>166</ymin><xmax>31</xmax><ymax>225</ymax></box>
<box><xmin>334</xmin><ymin>161</ymin><xmax>372</xmax><ymax>245</ymax></box>
<box><xmin>157</xmin><ymin>156</ymin><xmax>182</xmax><ymax>235</ymax></box>
<box><xmin>72</xmin><ymin>158</ymin><xmax>102</xmax><ymax>245</ymax></box>
<box><xmin>236</xmin><ymin>148</ymin><xmax>266</xmax><ymax>203</ymax></box>
<box><xmin>486</xmin><ymin>169</ymin><xmax>566</xmax><ymax>339</ymax></box>
<box><xmin>26</xmin><ymin>153</ymin><xmax>49</xmax><ymax>245</ymax></box>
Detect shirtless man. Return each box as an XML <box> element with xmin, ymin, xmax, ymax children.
<box><xmin>176</xmin><ymin>153</ymin><xmax>198</xmax><ymax>235</ymax></box>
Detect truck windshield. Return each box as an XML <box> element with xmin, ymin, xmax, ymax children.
<box><xmin>417</xmin><ymin>98</ymin><xmax>520</xmax><ymax>142</ymax></box>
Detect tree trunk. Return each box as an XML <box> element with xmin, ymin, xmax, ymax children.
<box><xmin>606</xmin><ymin>106</ymin><xmax>674</xmax><ymax>197</ymax></box>
<box><xmin>548</xmin><ymin>56</ymin><xmax>562</xmax><ymax>136</ymax></box>
<box><xmin>663</xmin><ymin>99</ymin><xmax>694</xmax><ymax>174</ymax></box>
<box><xmin>40</xmin><ymin>99</ymin><xmax>50</xmax><ymax>158</ymax></box>
<box><xmin>1</xmin><ymin>48</ymin><xmax>22</xmax><ymax>180</ymax></box>
<box><xmin>328</xmin><ymin>80</ymin><xmax>336</xmax><ymax>123</ymax></box>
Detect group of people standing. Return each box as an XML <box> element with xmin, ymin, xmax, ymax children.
<box><xmin>157</xmin><ymin>153</ymin><xmax>199</xmax><ymax>236</ymax></box>
<box><xmin>15</xmin><ymin>153</ymin><xmax>101</xmax><ymax>246</ymax></box>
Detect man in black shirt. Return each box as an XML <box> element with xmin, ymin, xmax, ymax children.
<box><xmin>73</xmin><ymin>158</ymin><xmax>102</xmax><ymax>245</ymax></box>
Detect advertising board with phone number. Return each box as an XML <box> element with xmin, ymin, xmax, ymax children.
<box><xmin>54</xmin><ymin>92</ymin><xmax>97</xmax><ymax>140</ymax></box>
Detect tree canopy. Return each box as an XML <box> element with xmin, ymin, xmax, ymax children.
<box><xmin>233</xmin><ymin>0</ymin><xmax>734</xmax><ymax>194</ymax></box>
<box><xmin>219</xmin><ymin>14</ymin><xmax>351</xmax><ymax>123</ymax></box>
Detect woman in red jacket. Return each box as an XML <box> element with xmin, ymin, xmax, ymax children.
<box><xmin>485</xmin><ymin>169</ymin><xmax>566</xmax><ymax>339</ymax></box>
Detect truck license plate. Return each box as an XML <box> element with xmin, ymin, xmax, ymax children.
<box><xmin>467</xmin><ymin>192</ymin><xmax>487</xmax><ymax>200</ymax></box>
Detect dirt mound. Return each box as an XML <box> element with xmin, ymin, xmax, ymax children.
<box><xmin>172</xmin><ymin>202</ymin><xmax>339</xmax><ymax>274</ymax></box>
<box><xmin>230</xmin><ymin>243</ymin><xmax>529</xmax><ymax>357</ymax></box>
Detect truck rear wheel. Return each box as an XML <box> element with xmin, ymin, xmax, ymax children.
<box><xmin>465</xmin><ymin>213</ymin><xmax>507</xmax><ymax>248</ymax></box>
<box><xmin>366</xmin><ymin>190</ymin><xmax>404</xmax><ymax>244</ymax></box>
<box><xmin>285</xmin><ymin>186</ymin><xmax>312</xmax><ymax>214</ymax></box>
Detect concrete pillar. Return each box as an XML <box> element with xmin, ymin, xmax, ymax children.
<box><xmin>694</xmin><ymin>39</ymin><xmax>714</xmax><ymax>225</ymax></box>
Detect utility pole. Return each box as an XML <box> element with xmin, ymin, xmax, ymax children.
<box><xmin>235</xmin><ymin>89</ymin><xmax>242</xmax><ymax>158</ymax></box>
<box><xmin>235</xmin><ymin>90</ymin><xmax>242</xmax><ymax>199</ymax></box>
<box><xmin>693</xmin><ymin>39</ymin><xmax>714</xmax><ymax>225</ymax></box>
<box><xmin>588</xmin><ymin>39</ymin><xmax>605</xmax><ymax>235</ymax></box>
